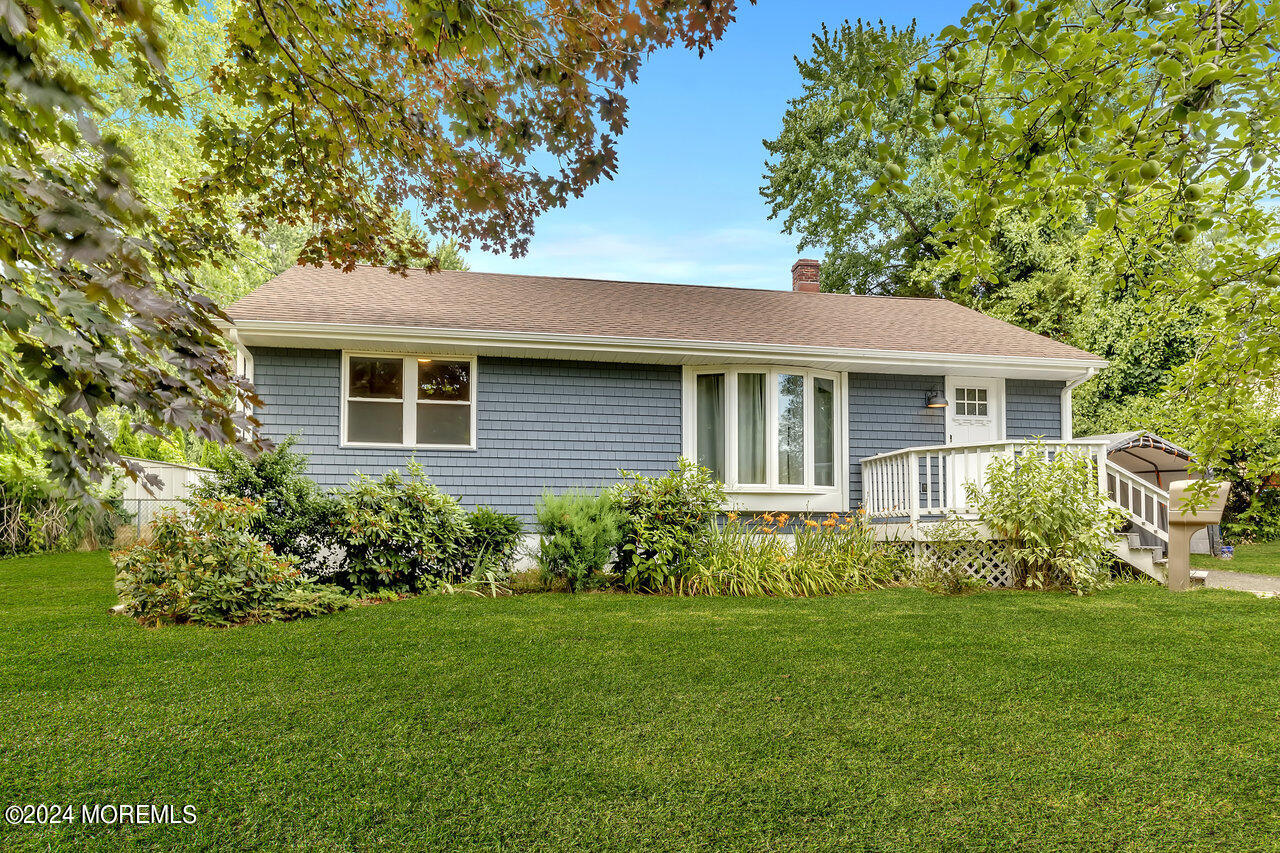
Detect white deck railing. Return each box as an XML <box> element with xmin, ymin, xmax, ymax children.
<box><xmin>1105</xmin><ymin>463</ymin><xmax>1169</xmax><ymax>542</ymax></box>
<box><xmin>860</xmin><ymin>440</ymin><xmax>1168</xmax><ymax>542</ymax></box>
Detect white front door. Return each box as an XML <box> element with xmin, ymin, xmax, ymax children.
<box><xmin>945</xmin><ymin>377</ymin><xmax>1003</xmax><ymax>445</ymax></box>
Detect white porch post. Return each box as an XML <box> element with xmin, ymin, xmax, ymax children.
<box><xmin>907</xmin><ymin>450</ymin><xmax>920</xmax><ymax>523</ymax></box>
<box><xmin>1060</xmin><ymin>368</ymin><xmax>1097</xmax><ymax>441</ymax></box>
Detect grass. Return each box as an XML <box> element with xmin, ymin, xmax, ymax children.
<box><xmin>1192</xmin><ymin>540</ymin><xmax>1280</xmax><ymax>577</ymax></box>
<box><xmin>2</xmin><ymin>552</ymin><xmax>1279</xmax><ymax>851</ymax></box>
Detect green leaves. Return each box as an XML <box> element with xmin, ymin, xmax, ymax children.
<box><xmin>332</xmin><ymin>464</ymin><xmax>473</xmax><ymax>593</ymax></box>
<box><xmin>1157</xmin><ymin>57</ymin><xmax>1183</xmax><ymax>78</ymax></box>
<box><xmin>113</xmin><ymin>497</ymin><xmax>347</xmax><ymax>626</ymax></box>
<box><xmin>8</xmin><ymin>0</ymin><xmax>745</xmax><ymax>493</ymax></box>
<box><xmin>966</xmin><ymin>443</ymin><xmax>1123</xmax><ymax>593</ymax></box>
<box><xmin>809</xmin><ymin>0</ymin><xmax>1280</xmax><ymax>482</ymax></box>
<box><xmin>611</xmin><ymin>458</ymin><xmax>725</xmax><ymax>593</ymax></box>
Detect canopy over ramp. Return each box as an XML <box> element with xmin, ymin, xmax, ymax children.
<box><xmin>1088</xmin><ymin>431</ymin><xmax>1195</xmax><ymax>489</ymax></box>
<box><xmin>1084</xmin><ymin>431</ymin><xmax>1218</xmax><ymax>556</ymax></box>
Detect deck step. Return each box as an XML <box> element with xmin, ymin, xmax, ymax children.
<box><xmin>1107</xmin><ymin>537</ymin><xmax>1165</xmax><ymax>583</ymax></box>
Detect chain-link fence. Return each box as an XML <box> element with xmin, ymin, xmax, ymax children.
<box><xmin>117</xmin><ymin>457</ymin><xmax>212</xmax><ymax>537</ymax></box>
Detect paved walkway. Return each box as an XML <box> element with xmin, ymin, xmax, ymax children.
<box><xmin>1204</xmin><ymin>570</ymin><xmax>1280</xmax><ymax>597</ymax></box>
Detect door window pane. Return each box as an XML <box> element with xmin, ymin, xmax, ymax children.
<box><xmin>417</xmin><ymin>359</ymin><xmax>470</xmax><ymax>401</ymax></box>
<box><xmin>737</xmin><ymin>373</ymin><xmax>766</xmax><ymax>484</ymax></box>
<box><xmin>416</xmin><ymin>404</ymin><xmax>470</xmax><ymax>445</ymax></box>
<box><xmin>814</xmin><ymin>377</ymin><xmax>835</xmax><ymax>487</ymax></box>
<box><xmin>349</xmin><ymin>356</ymin><xmax>403</xmax><ymax>399</ymax></box>
<box><xmin>777</xmin><ymin>374</ymin><xmax>805</xmax><ymax>485</ymax></box>
<box><xmin>696</xmin><ymin>373</ymin><xmax>725</xmax><ymax>481</ymax></box>
<box><xmin>955</xmin><ymin>387</ymin><xmax>989</xmax><ymax>416</ymax></box>
<box><xmin>347</xmin><ymin>400</ymin><xmax>403</xmax><ymax>444</ymax></box>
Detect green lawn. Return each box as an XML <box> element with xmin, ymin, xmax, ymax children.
<box><xmin>2</xmin><ymin>553</ymin><xmax>1279</xmax><ymax>851</ymax></box>
<box><xmin>1193</xmin><ymin>540</ymin><xmax>1280</xmax><ymax>577</ymax></box>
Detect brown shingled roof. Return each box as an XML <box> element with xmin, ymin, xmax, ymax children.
<box><xmin>227</xmin><ymin>265</ymin><xmax>1099</xmax><ymax>362</ymax></box>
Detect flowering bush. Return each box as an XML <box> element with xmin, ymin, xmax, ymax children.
<box><xmin>682</xmin><ymin>511</ymin><xmax>900</xmax><ymax>596</ymax></box>
<box><xmin>113</xmin><ymin>497</ymin><xmax>349</xmax><ymax>626</ymax></box>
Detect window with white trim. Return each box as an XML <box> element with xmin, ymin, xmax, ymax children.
<box><xmin>954</xmin><ymin>386</ymin><xmax>989</xmax><ymax>416</ymax></box>
<box><xmin>689</xmin><ymin>366</ymin><xmax>840</xmax><ymax>491</ymax></box>
<box><xmin>342</xmin><ymin>353</ymin><xmax>476</xmax><ymax>448</ymax></box>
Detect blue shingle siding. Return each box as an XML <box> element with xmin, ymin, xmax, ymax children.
<box><xmin>848</xmin><ymin>373</ymin><xmax>946</xmax><ymax>507</ymax></box>
<box><xmin>250</xmin><ymin>348</ymin><xmax>682</xmax><ymax>518</ymax></box>
<box><xmin>1006</xmin><ymin>379</ymin><xmax>1064</xmax><ymax>440</ymax></box>
<box><xmin>251</xmin><ymin>348</ymin><xmax>1060</xmax><ymax>517</ymax></box>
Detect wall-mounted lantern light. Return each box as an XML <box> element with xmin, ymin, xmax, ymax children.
<box><xmin>925</xmin><ymin>391</ymin><xmax>948</xmax><ymax>409</ymax></box>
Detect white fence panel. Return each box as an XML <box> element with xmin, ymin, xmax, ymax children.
<box><xmin>117</xmin><ymin>456</ymin><xmax>212</xmax><ymax>532</ymax></box>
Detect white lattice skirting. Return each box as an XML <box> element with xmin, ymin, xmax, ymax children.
<box><xmin>918</xmin><ymin>539</ymin><xmax>1014</xmax><ymax>588</ymax></box>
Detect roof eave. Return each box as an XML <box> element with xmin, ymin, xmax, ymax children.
<box><xmin>225</xmin><ymin>318</ymin><xmax>1108</xmax><ymax>379</ymax></box>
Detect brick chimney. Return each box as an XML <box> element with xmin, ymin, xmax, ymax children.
<box><xmin>791</xmin><ymin>258</ymin><xmax>820</xmax><ymax>292</ymax></box>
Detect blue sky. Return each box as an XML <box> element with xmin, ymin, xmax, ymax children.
<box><xmin>475</xmin><ymin>0</ymin><xmax>970</xmax><ymax>290</ymax></box>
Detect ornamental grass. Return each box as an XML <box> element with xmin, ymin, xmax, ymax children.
<box><xmin>678</xmin><ymin>511</ymin><xmax>902</xmax><ymax>597</ymax></box>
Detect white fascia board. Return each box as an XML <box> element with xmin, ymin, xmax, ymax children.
<box><xmin>229</xmin><ymin>320</ymin><xmax>1108</xmax><ymax>380</ymax></box>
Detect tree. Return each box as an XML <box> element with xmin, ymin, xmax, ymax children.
<box><xmin>2</xmin><ymin>0</ymin><xmax>744</xmax><ymax>494</ymax></box>
<box><xmin>762</xmin><ymin>18</ymin><xmax>1200</xmax><ymax>442</ymax></box>
<box><xmin>835</xmin><ymin>0</ymin><xmax>1280</xmax><ymax>483</ymax></box>
<box><xmin>762</xmin><ymin>22</ymin><xmax>954</xmax><ymax>297</ymax></box>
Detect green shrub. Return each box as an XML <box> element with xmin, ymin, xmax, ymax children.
<box><xmin>967</xmin><ymin>441</ymin><xmax>1125</xmax><ymax>593</ymax></box>
<box><xmin>1212</xmin><ymin>412</ymin><xmax>1280</xmax><ymax>544</ymax></box>
<box><xmin>0</xmin><ymin>430</ymin><xmax>131</xmax><ymax>556</ymax></box>
<box><xmin>193</xmin><ymin>437</ymin><xmax>338</xmax><ymax>575</ymax></box>
<box><xmin>683</xmin><ymin>511</ymin><xmax>900</xmax><ymax>596</ymax></box>
<box><xmin>612</xmin><ymin>459</ymin><xmax>725</xmax><ymax>592</ymax></box>
<box><xmin>113</xmin><ymin>497</ymin><xmax>349</xmax><ymax>626</ymax></box>
<box><xmin>272</xmin><ymin>583</ymin><xmax>355</xmax><ymax>620</ymax></box>
<box><xmin>332</xmin><ymin>464</ymin><xmax>471</xmax><ymax>593</ymax></box>
<box><xmin>111</xmin><ymin>414</ymin><xmax>206</xmax><ymax>466</ymax></box>
<box><xmin>458</xmin><ymin>506</ymin><xmax>524</xmax><ymax>578</ymax></box>
<box><xmin>1222</xmin><ymin>486</ymin><xmax>1280</xmax><ymax>544</ymax></box>
<box><xmin>534</xmin><ymin>489</ymin><xmax>622</xmax><ymax>592</ymax></box>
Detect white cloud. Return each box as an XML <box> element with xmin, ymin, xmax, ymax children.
<box><xmin>474</xmin><ymin>221</ymin><xmax>801</xmax><ymax>291</ymax></box>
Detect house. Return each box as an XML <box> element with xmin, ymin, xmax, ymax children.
<box><xmin>225</xmin><ymin>260</ymin><xmax>1127</xmax><ymax>530</ymax></box>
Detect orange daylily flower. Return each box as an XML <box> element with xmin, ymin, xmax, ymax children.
<box><xmin>805</xmin><ymin>519</ymin><xmax>819</xmax><ymax>528</ymax></box>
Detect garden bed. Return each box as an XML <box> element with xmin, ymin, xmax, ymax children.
<box><xmin>1</xmin><ymin>551</ymin><xmax>1278</xmax><ymax>850</ymax></box>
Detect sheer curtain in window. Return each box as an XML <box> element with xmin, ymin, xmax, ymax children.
<box><xmin>695</xmin><ymin>373</ymin><xmax>725</xmax><ymax>481</ymax></box>
<box><xmin>813</xmin><ymin>377</ymin><xmax>835</xmax><ymax>487</ymax></box>
<box><xmin>737</xmin><ymin>373</ymin><xmax>766</xmax><ymax>484</ymax></box>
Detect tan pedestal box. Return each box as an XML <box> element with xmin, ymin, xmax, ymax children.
<box><xmin>1166</xmin><ymin>480</ymin><xmax>1230</xmax><ymax>591</ymax></box>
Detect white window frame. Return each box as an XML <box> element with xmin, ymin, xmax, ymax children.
<box><xmin>340</xmin><ymin>351</ymin><xmax>478</xmax><ymax>450</ymax></box>
<box><xmin>681</xmin><ymin>365</ymin><xmax>849</xmax><ymax>513</ymax></box>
